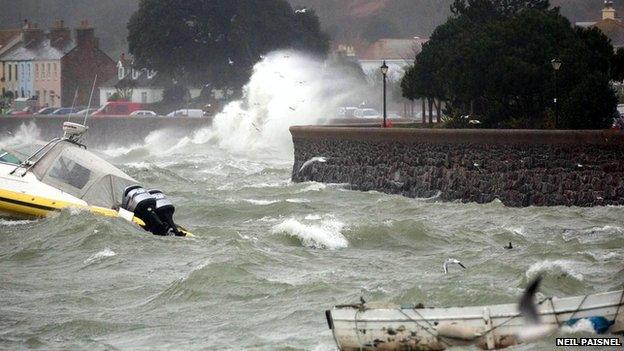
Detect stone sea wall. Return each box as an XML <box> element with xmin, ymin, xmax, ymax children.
<box><xmin>290</xmin><ymin>127</ymin><xmax>624</xmax><ymax>207</ymax></box>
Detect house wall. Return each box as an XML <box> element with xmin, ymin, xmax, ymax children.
<box><xmin>61</xmin><ymin>37</ymin><xmax>115</xmax><ymax>107</ymax></box>
<box><xmin>18</xmin><ymin>61</ymin><xmax>33</xmax><ymax>98</ymax></box>
<box><xmin>3</xmin><ymin>61</ymin><xmax>20</xmax><ymax>98</ymax></box>
<box><xmin>99</xmin><ymin>87</ymin><xmax>164</xmax><ymax>105</ymax></box>
<box><xmin>33</xmin><ymin>60</ymin><xmax>62</xmax><ymax>107</ymax></box>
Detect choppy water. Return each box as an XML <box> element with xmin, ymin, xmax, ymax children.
<box><xmin>1</xmin><ymin>131</ymin><xmax>623</xmax><ymax>350</ymax></box>
<box><xmin>2</xmin><ymin>51</ymin><xmax>624</xmax><ymax>349</ymax></box>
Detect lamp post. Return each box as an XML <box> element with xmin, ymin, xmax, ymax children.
<box><xmin>380</xmin><ymin>60</ymin><xmax>389</xmax><ymax>128</ymax></box>
<box><xmin>551</xmin><ymin>58</ymin><xmax>562</xmax><ymax>128</ymax></box>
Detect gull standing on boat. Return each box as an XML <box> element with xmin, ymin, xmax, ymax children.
<box><xmin>443</xmin><ymin>258</ymin><xmax>466</xmax><ymax>274</ymax></box>
<box><xmin>298</xmin><ymin>156</ymin><xmax>328</xmax><ymax>174</ymax></box>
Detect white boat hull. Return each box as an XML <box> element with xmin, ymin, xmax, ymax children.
<box><xmin>328</xmin><ymin>290</ymin><xmax>624</xmax><ymax>350</ymax></box>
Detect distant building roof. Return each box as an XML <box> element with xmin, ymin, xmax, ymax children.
<box><xmin>575</xmin><ymin>0</ymin><xmax>624</xmax><ymax>48</ymax></box>
<box><xmin>0</xmin><ymin>30</ymin><xmax>21</xmax><ymax>54</ymax></box>
<box><xmin>1</xmin><ymin>39</ymin><xmax>75</xmax><ymax>61</ymax></box>
<box><xmin>593</xmin><ymin>18</ymin><xmax>624</xmax><ymax>48</ymax></box>
<box><xmin>102</xmin><ymin>67</ymin><xmax>166</xmax><ymax>89</ymax></box>
<box><xmin>359</xmin><ymin>37</ymin><xmax>428</xmax><ymax>61</ymax></box>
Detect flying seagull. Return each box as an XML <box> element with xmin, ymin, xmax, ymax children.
<box><xmin>228</xmin><ymin>57</ymin><xmax>234</xmax><ymax>65</ymax></box>
<box><xmin>295</xmin><ymin>8</ymin><xmax>308</xmax><ymax>13</ymax></box>
<box><xmin>443</xmin><ymin>258</ymin><xmax>466</xmax><ymax>274</ymax></box>
<box><xmin>289</xmin><ymin>106</ymin><xmax>296</xmax><ymax>111</ymax></box>
<box><xmin>298</xmin><ymin>156</ymin><xmax>328</xmax><ymax>174</ymax></box>
<box><xmin>504</xmin><ymin>242</ymin><xmax>513</xmax><ymax>249</ymax></box>
<box><xmin>517</xmin><ymin>275</ymin><xmax>559</xmax><ymax>342</ymax></box>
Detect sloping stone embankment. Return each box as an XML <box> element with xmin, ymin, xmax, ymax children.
<box><xmin>290</xmin><ymin>127</ymin><xmax>624</xmax><ymax>207</ymax></box>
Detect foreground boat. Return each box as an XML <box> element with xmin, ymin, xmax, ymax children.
<box><xmin>0</xmin><ymin>121</ymin><xmax>191</xmax><ymax>236</ymax></box>
<box><xmin>326</xmin><ymin>289</ymin><xmax>624</xmax><ymax>350</ymax></box>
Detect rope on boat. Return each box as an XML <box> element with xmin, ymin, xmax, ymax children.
<box><xmin>354</xmin><ymin>288</ymin><xmax>624</xmax><ymax>350</ymax></box>
<box><xmin>395</xmin><ymin>308</ymin><xmax>453</xmax><ymax>348</ymax></box>
<box><xmin>614</xmin><ymin>287</ymin><xmax>624</xmax><ymax>323</ymax></box>
<box><xmin>354</xmin><ymin>308</ymin><xmax>364</xmax><ymax>351</ymax></box>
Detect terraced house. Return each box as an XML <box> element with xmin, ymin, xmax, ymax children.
<box><xmin>0</xmin><ymin>20</ymin><xmax>115</xmax><ymax>108</ymax></box>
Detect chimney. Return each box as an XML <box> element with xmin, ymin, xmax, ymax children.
<box><xmin>603</xmin><ymin>0</ymin><xmax>617</xmax><ymax>20</ymax></box>
<box><xmin>75</xmin><ymin>20</ymin><xmax>96</xmax><ymax>47</ymax></box>
<box><xmin>48</xmin><ymin>19</ymin><xmax>71</xmax><ymax>48</ymax></box>
<box><xmin>22</xmin><ymin>23</ymin><xmax>44</xmax><ymax>48</ymax></box>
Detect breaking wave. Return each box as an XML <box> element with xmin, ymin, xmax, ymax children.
<box><xmin>272</xmin><ymin>218</ymin><xmax>348</xmax><ymax>249</ymax></box>
<box><xmin>525</xmin><ymin>260</ymin><xmax>584</xmax><ymax>281</ymax></box>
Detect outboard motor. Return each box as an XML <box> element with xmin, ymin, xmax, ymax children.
<box><xmin>148</xmin><ymin>189</ymin><xmax>180</xmax><ymax>236</ymax></box>
<box><xmin>122</xmin><ymin>186</ymin><xmax>181</xmax><ymax>236</ymax></box>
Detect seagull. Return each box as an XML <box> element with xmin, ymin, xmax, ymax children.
<box><xmin>443</xmin><ymin>258</ymin><xmax>466</xmax><ymax>274</ymax></box>
<box><xmin>289</xmin><ymin>106</ymin><xmax>296</xmax><ymax>111</ymax></box>
<box><xmin>517</xmin><ymin>275</ymin><xmax>559</xmax><ymax>342</ymax></box>
<box><xmin>298</xmin><ymin>156</ymin><xmax>328</xmax><ymax>174</ymax></box>
<box><xmin>251</xmin><ymin>122</ymin><xmax>261</xmax><ymax>132</ymax></box>
<box><xmin>228</xmin><ymin>57</ymin><xmax>234</xmax><ymax>65</ymax></box>
<box><xmin>504</xmin><ymin>242</ymin><xmax>513</xmax><ymax>249</ymax></box>
<box><xmin>295</xmin><ymin>8</ymin><xmax>308</xmax><ymax>14</ymax></box>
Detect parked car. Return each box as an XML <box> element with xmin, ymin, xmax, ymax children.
<box><xmin>69</xmin><ymin>108</ymin><xmax>98</xmax><ymax>117</ymax></box>
<box><xmin>130</xmin><ymin>110</ymin><xmax>158</xmax><ymax>117</ymax></box>
<box><xmin>166</xmin><ymin>109</ymin><xmax>205</xmax><ymax>118</ymax></box>
<box><xmin>51</xmin><ymin>107</ymin><xmax>80</xmax><ymax>115</ymax></box>
<box><xmin>10</xmin><ymin>107</ymin><xmax>32</xmax><ymax>116</ymax></box>
<box><xmin>35</xmin><ymin>107</ymin><xmax>57</xmax><ymax>115</ymax></box>
<box><xmin>92</xmin><ymin>101</ymin><xmax>142</xmax><ymax>116</ymax></box>
<box><xmin>337</xmin><ymin>106</ymin><xmax>359</xmax><ymax>118</ymax></box>
<box><xmin>354</xmin><ymin>108</ymin><xmax>381</xmax><ymax>119</ymax></box>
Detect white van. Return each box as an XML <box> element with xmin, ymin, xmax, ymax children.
<box><xmin>166</xmin><ymin>109</ymin><xmax>205</xmax><ymax>118</ymax></box>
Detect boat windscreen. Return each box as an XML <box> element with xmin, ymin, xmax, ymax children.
<box><xmin>0</xmin><ymin>149</ymin><xmax>21</xmax><ymax>165</ymax></box>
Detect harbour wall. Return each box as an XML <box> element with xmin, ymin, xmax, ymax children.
<box><xmin>0</xmin><ymin>115</ymin><xmax>212</xmax><ymax>146</ymax></box>
<box><xmin>290</xmin><ymin>126</ymin><xmax>624</xmax><ymax>207</ymax></box>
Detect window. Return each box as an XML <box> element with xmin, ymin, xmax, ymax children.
<box><xmin>43</xmin><ymin>90</ymin><xmax>47</xmax><ymax>103</ymax></box>
<box><xmin>118</xmin><ymin>66</ymin><xmax>124</xmax><ymax>80</ymax></box>
<box><xmin>27</xmin><ymin>64</ymin><xmax>30</xmax><ymax>81</ymax></box>
<box><xmin>14</xmin><ymin>65</ymin><xmax>17</xmax><ymax>81</ymax></box>
<box><xmin>8</xmin><ymin>64</ymin><xmax>11</xmax><ymax>81</ymax></box>
<box><xmin>47</xmin><ymin>63</ymin><xmax>51</xmax><ymax>78</ymax></box>
<box><xmin>48</xmin><ymin>156</ymin><xmax>92</xmax><ymax>189</ymax></box>
<box><xmin>21</xmin><ymin>64</ymin><xmax>24</xmax><ymax>81</ymax></box>
<box><xmin>35</xmin><ymin>64</ymin><xmax>38</xmax><ymax>79</ymax></box>
<box><xmin>141</xmin><ymin>91</ymin><xmax>148</xmax><ymax>103</ymax></box>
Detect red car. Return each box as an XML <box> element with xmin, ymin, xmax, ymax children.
<box><xmin>92</xmin><ymin>102</ymin><xmax>142</xmax><ymax>116</ymax></box>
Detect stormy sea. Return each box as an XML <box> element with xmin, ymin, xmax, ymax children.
<box><xmin>1</xmin><ymin>52</ymin><xmax>623</xmax><ymax>350</ymax></box>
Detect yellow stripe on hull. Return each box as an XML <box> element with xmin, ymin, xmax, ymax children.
<box><xmin>0</xmin><ymin>188</ymin><xmax>145</xmax><ymax>226</ymax></box>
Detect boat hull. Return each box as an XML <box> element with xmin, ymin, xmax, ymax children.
<box><xmin>328</xmin><ymin>290</ymin><xmax>624</xmax><ymax>350</ymax></box>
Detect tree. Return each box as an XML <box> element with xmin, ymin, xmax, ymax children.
<box><xmin>401</xmin><ymin>0</ymin><xmax>621</xmax><ymax>129</ymax></box>
<box><xmin>127</xmin><ymin>0</ymin><xmax>329</xmax><ymax>93</ymax></box>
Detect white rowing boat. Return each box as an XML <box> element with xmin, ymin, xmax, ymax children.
<box><xmin>326</xmin><ymin>289</ymin><xmax>624</xmax><ymax>350</ymax></box>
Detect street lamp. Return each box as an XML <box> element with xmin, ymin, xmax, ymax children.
<box><xmin>551</xmin><ymin>58</ymin><xmax>562</xmax><ymax>128</ymax></box>
<box><xmin>380</xmin><ymin>60</ymin><xmax>389</xmax><ymax>128</ymax></box>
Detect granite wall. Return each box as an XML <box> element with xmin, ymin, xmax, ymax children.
<box><xmin>290</xmin><ymin>127</ymin><xmax>624</xmax><ymax>207</ymax></box>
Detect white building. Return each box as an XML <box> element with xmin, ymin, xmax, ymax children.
<box><xmin>99</xmin><ymin>56</ymin><xmax>200</xmax><ymax>105</ymax></box>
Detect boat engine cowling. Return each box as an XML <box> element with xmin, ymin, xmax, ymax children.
<box><xmin>122</xmin><ymin>186</ymin><xmax>181</xmax><ymax>236</ymax></box>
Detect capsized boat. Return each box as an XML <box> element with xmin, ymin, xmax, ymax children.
<box><xmin>0</xmin><ymin>121</ymin><xmax>191</xmax><ymax>236</ymax></box>
<box><xmin>326</xmin><ymin>289</ymin><xmax>624</xmax><ymax>350</ymax></box>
